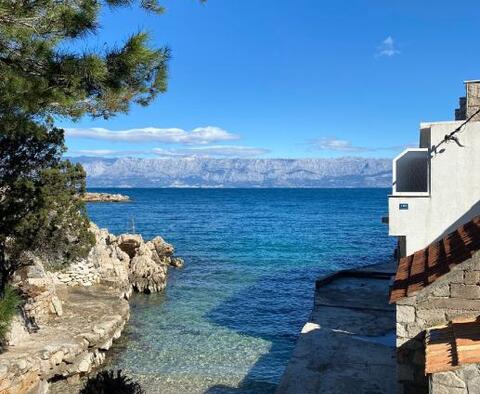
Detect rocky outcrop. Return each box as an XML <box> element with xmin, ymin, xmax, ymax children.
<box><xmin>128</xmin><ymin>242</ymin><xmax>167</xmax><ymax>293</ymax></box>
<box><xmin>119</xmin><ymin>234</ymin><xmax>183</xmax><ymax>293</ymax></box>
<box><xmin>52</xmin><ymin>224</ymin><xmax>182</xmax><ymax>296</ymax></box>
<box><xmin>0</xmin><ymin>223</ymin><xmax>182</xmax><ymax>394</ymax></box>
<box><xmin>81</xmin><ymin>192</ymin><xmax>130</xmax><ymax>202</ymax></box>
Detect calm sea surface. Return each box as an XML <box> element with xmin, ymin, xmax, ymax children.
<box><xmin>86</xmin><ymin>188</ymin><xmax>395</xmax><ymax>394</ymax></box>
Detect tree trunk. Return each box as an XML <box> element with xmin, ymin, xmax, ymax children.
<box><xmin>0</xmin><ymin>239</ymin><xmax>8</xmax><ymax>298</ymax></box>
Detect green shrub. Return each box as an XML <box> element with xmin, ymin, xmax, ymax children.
<box><xmin>80</xmin><ymin>370</ymin><xmax>144</xmax><ymax>394</ymax></box>
<box><xmin>0</xmin><ymin>286</ymin><xmax>21</xmax><ymax>343</ymax></box>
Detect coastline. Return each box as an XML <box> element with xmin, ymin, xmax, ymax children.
<box><xmin>81</xmin><ymin>188</ymin><xmax>393</xmax><ymax>392</ymax></box>
<box><xmin>0</xmin><ymin>223</ymin><xmax>182</xmax><ymax>394</ymax></box>
<box><xmin>277</xmin><ymin>261</ymin><xmax>397</xmax><ymax>394</ymax></box>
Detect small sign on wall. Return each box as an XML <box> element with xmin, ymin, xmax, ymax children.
<box><xmin>399</xmin><ymin>203</ymin><xmax>409</xmax><ymax>210</ymax></box>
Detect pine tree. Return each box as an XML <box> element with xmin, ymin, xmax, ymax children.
<box><xmin>0</xmin><ymin>0</ymin><xmax>171</xmax><ymax>119</ymax></box>
<box><xmin>0</xmin><ymin>0</ymin><xmax>181</xmax><ymax>291</ymax></box>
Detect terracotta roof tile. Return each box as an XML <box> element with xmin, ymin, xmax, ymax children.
<box><xmin>426</xmin><ymin>317</ymin><xmax>480</xmax><ymax>374</ymax></box>
<box><xmin>390</xmin><ymin>216</ymin><xmax>480</xmax><ymax>303</ymax></box>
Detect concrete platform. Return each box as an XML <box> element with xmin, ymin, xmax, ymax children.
<box><xmin>276</xmin><ymin>262</ymin><xmax>397</xmax><ymax>394</ymax></box>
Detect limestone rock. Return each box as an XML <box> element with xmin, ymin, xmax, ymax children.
<box><xmin>136</xmin><ymin>242</ymin><xmax>153</xmax><ymax>258</ymax></box>
<box><xmin>50</xmin><ymin>296</ymin><xmax>63</xmax><ymax>317</ymax></box>
<box><xmin>0</xmin><ymin>286</ymin><xmax>129</xmax><ymax>394</ymax></box>
<box><xmin>117</xmin><ymin>234</ymin><xmax>143</xmax><ymax>258</ymax></box>
<box><xmin>3</xmin><ymin>314</ymin><xmax>30</xmax><ymax>346</ymax></box>
<box><xmin>51</xmin><ymin>224</ymin><xmax>183</xmax><ymax>296</ymax></box>
<box><xmin>149</xmin><ymin>236</ymin><xmax>175</xmax><ymax>257</ymax></box>
<box><xmin>129</xmin><ymin>255</ymin><xmax>168</xmax><ymax>293</ymax></box>
<box><xmin>432</xmin><ymin>371</ymin><xmax>466</xmax><ymax>388</ymax></box>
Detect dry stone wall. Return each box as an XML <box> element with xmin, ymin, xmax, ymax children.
<box><xmin>54</xmin><ymin>260</ymin><xmax>100</xmax><ymax>288</ymax></box>
<box><xmin>396</xmin><ymin>251</ymin><xmax>480</xmax><ymax>394</ymax></box>
<box><xmin>11</xmin><ymin>261</ymin><xmax>63</xmax><ymax>330</ymax></box>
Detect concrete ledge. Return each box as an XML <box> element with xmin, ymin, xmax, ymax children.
<box><xmin>277</xmin><ymin>262</ymin><xmax>397</xmax><ymax>394</ymax></box>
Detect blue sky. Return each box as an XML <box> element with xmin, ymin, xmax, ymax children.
<box><xmin>63</xmin><ymin>0</ymin><xmax>480</xmax><ymax>159</ymax></box>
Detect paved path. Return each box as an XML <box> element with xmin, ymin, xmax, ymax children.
<box><xmin>276</xmin><ymin>262</ymin><xmax>397</xmax><ymax>394</ymax></box>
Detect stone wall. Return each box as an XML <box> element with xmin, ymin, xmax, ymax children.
<box><xmin>396</xmin><ymin>251</ymin><xmax>480</xmax><ymax>394</ymax></box>
<box><xmin>466</xmin><ymin>81</ymin><xmax>480</xmax><ymax>121</ymax></box>
<box><xmin>11</xmin><ymin>262</ymin><xmax>63</xmax><ymax>330</ymax></box>
<box><xmin>455</xmin><ymin>81</ymin><xmax>480</xmax><ymax>121</ymax></box>
<box><xmin>52</xmin><ymin>225</ymin><xmax>126</xmax><ymax>292</ymax></box>
<box><xmin>54</xmin><ymin>260</ymin><xmax>100</xmax><ymax>288</ymax></box>
<box><xmin>430</xmin><ymin>364</ymin><xmax>480</xmax><ymax>394</ymax></box>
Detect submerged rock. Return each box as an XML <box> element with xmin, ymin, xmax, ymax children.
<box><xmin>170</xmin><ymin>257</ymin><xmax>185</xmax><ymax>268</ymax></box>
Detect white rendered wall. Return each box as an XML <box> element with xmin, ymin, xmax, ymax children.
<box><xmin>394</xmin><ymin>150</ymin><xmax>429</xmax><ymax>193</ymax></box>
<box><xmin>389</xmin><ymin>121</ymin><xmax>480</xmax><ymax>256</ymax></box>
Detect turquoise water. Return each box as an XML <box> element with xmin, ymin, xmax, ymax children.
<box><xmin>87</xmin><ymin>188</ymin><xmax>394</xmax><ymax>394</ymax></box>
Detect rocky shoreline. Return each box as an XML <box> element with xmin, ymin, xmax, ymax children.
<box><xmin>81</xmin><ymin>193</ymin><xmax>130</xmax><ymax>202</ymax></box>
<box><xmin>0</xmin><ymin>223</ymin><xmax>182</xmax><ymax>394</ymax></box>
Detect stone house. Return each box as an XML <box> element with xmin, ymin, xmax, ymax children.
<box><xmin>390</xmin><ymin>216</ymin><xmax>480</xmax><ymax>393</ymax></box>
<box><xmin>388</xmin><ymin>81</ymin><xmax>480</xmax><ymax>394</ymax></box>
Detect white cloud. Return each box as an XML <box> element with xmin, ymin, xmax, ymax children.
<box><xmin>310</xmin><ymin>137</ymin><xmax>412</xmax><ymax>153</ymax></box>
<box><xmin>153</xmin><ymin>145</ymin><xmax>270</xmax><ymax>158</ymax></box>
<box><xmin>68</xmin><ymin>149</ymin><xmax>145</xmax><ymax>156</ymax></box>
<box><xmin>65</xmin><ymin>126</ymin><xmax>239</xmax><ymax>145</ymax></box>
<box><xmin>376</xmin><ymin>36</ymin><xmax>400</xmax><ymax>57</ymax></box>
<box><xmin>68</xmin><ymin>145</ymin><xmax>269</xmax><ymax>159</ymax></box>
<box><xmin>149</xmin><ymin>148</ymin><xmax>187</xmax><ymax>157</ymax></box>
<box><xmin>312</xmin><ymin>137</ymin><xmax>369</xmax><ymax>152</ymax></box>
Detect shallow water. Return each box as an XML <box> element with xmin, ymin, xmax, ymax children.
<box><xmin>87</xmin><ymin>188</ymin><xmax>395</xmax><ymax>394</ymax></box>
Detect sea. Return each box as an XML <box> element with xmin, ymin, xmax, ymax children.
<box><xmin>86</xmin><ymin>188</ymin><xmax>395</xmax><ymax>394</ymax></box>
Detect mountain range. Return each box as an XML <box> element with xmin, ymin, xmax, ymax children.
<box><xmin>71</xmin><ymin>156</ymin><xmax>393</xmax><ymax>188</ymax></box>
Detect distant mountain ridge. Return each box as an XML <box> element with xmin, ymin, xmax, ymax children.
<box><xmin>71</xmin><ymin>156</ymin><xmax>393</xmax><ymax>188</ymax></box>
